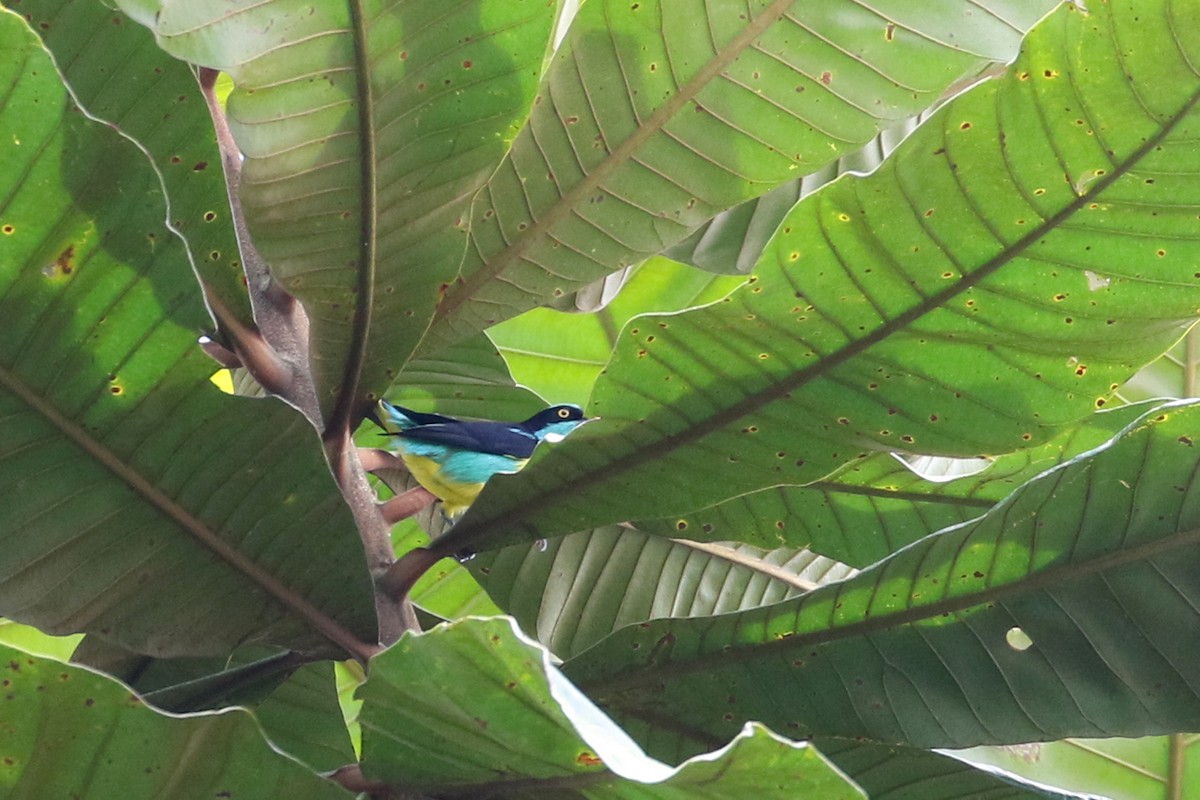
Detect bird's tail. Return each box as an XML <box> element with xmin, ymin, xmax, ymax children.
<box><xmin>372</xmin><ymin>399</ymin><xmax>458</xmax><ymax>433</ymax></box>
<box><xmin>370</xmin><ymin>399</ymin><xmax>414</xmax><ymax>434</ymax></box>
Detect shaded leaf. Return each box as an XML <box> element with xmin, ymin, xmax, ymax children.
<box><xmin>567</xmin><ymin>401</ymin><xmax>1200</xmax><ymax>750</ymax></box>
<box><xmin>0</xmin><ymin>10</ymin><xmax>375</xmax><ymax>658</ymax></box>
<box><xmin>441</xmin><ymin>0</ymin><xmax>1200</xmax><ymax>555</ymax></box>
<box><xmin>359</xmin><ymin>617</ymin><xmax>863</xmax><ymax>798</ymax></box>
<box><xmin>256</xmin><ymin>662</ymin><xmax>358</xmax><ymax>773</ymax></box>
<box><xmin>0</xmin><ymin>641</ymin><xmax>348</xmax><ymax>798</ymax></box>
<box><xmin>633</xmin><ymin>402</ymin><xmax>1155</xmax><ymax>565</ymax></box>
<box><xmin>71</xmin><ymin>640</ymin><xmax>355</xmax><ymax>771</ymax></box>
<box><xmin>472</xmin><ymin>525</ymin><xmax>853</xmax><ymax>659</ymax></box>
<box><xmin>70</xmin><ymin>636</ymin><xmax>301</xmax><ymax>712</ymax></box>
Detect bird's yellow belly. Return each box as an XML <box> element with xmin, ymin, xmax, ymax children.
<box><xmin>400</xmin><ymin>453</ymin><xmax>485</xmax><ymax>517</ymax></box>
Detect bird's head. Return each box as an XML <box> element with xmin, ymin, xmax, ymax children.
<box><xmin>522</xmin><ymin>404</ymin><xmax>590</xmax><ymax>442</ymax></box>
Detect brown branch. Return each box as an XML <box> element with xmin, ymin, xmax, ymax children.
<box><xmin>198</xmin><ymin>68</ymin><xmax>418</xmax><ymax>646</ymax></box>
<box><xmin>326</xmin><ymin>428</ymin><xmax>420</xmax><ymax>644</ymax></box>
<box><xmin>380</xmin><ymin>487</ymin><xmax>437</xmax><ymax>525</ymax></box>
<box><xmin>202</xmin><ymin>290</ymin><xmax>295</xmax><ymax>398</ymax></box>
<box><xmin>378</xmin><ymin>547</ymin><xmax>444</xmax><ymax>604</ymax></box>
<box><xmin>359</xmin><ymin>447</ymin><xmax>405</xmax><ymax>473</ymax></box>
<box><xmin>196</xmin><ymin>67</ymin><xmax>321</xmax><ymax>427</ymax></box>
<box><xmin>197</xmin><ymin>336</ymin><xmax>242</xmax><ymax>369</ymax></box>
<box><xmin>328</xmin><ymin>765</ymin><xmax>438</xmax><ymax>800</ymax></box>
<box><xmin>328</xmin><ymin>765</ymin><xmax>386</xmax><ymax>794</ymax></box>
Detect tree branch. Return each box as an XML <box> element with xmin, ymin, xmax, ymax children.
<box><xmin>378</xmin><ymin>547</ymin><xmax>443</xmax><ymax>604</ymax></box>
<box><xmin>198</xmin><ymin>67</ymin><xmax>418</xmax><ymax>646</ymax></box>
<box><xmin>380</xmin><ymin>487</ymin><xmax>437</xmax><ymax>525</ymax></box>
<box><xmin>196</xmin><ymin>67</ymin><xmax>321</xmax><ymax>427</ymax></box>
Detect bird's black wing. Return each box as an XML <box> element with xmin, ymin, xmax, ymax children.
<box><xmin>399</xmin><ymin>421</ymin><xmax>540</xmax><ymax>459</ymax></box>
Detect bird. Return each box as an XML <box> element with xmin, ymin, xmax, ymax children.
<box><xmin>371</xmin><ymin>400</ymin><xmax>590</xmax><ymax>517</ymax></box>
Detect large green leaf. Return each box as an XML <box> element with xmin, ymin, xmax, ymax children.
<box><xmin>0</xmin><ymin>642</ymin><xmax>349</xmax><ymax>798</ymax></box>
<box><xmin>255</xmin><ymin>662</ymin><xmax>358</xmax><ymax>773</ymax></box>
<box><xmin>472</xmin><ymin>526</ymin><xmax>853</xmax><ymax>660</ymax></box>
<box><xmin>566</xmin><ymin>401</ymin><xmax>1200</xmax><ymax>750</ymax></box>
<box><xmin>426</xmin><ymin>0</ymin><xmax>1058</xmax><ymax>347</ymax></box>
<box><xmin>387</xmin><ymin>332</ymin><xmax>547</xmax><ymax>422</ymax></box>
<box><xmin>959</xmin><ymin>735</ymin><xmax>1200</xmax><ymax>800</ymax></box>
<box><xmin>20</xmin><ymin>0</ymin><xmax>256</xmax><ymax>337</ymax></box>
<box><xmin>359</xmin><ymin>617</ymin><xmax>864</xmax><ymax>798</ymax></box>
<box><xmin>0</xmin><ymin>10</ymin><xmax>375</xmax><ymax>657</ymax></box>
<box><xmin>817</xmin><ymin>740</ymin><xmax>1089</xmax><ymax>800</ymax></box>
<box><xmin>118</xmin><ymin>0</ymin><xmax>558</xmax><ymax>426</ymax></box>
<box><xmin>633</xmin><ymin>402</ymin><xmax>1155</xmax><ymax>565</ymax></box>
<box><xmin>440</xmin><ymin>0</ymin><xmax>1200</xmax><ymax>555</ymax></box>
<box><xmin>665</xmin><ymin>110</ymin><xmax>935</xmax><ymax>275</ymax></box>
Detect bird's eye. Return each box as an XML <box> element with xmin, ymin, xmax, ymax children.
<box><xmin>558</xmin><ymin>408</ymin><xmax>571</xmax><ymax>418</ymax></box>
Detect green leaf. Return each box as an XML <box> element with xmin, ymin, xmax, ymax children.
<box><xmin>426</xmin><ymin>0</ymin><xmax>1059</xmax><ymax>348</ymax></box>
<box><xmin>0</xmin><ymin>10</ymin><xmax>375</xmax><ymax>658</ymax></box>
<box><xmin>70</xmin><ymin>637</ymin><xmax>301</xmax><ymax>712</ymax></box>
<box><xmin>22</xmin><ymin>0</ymin><xmax>256</xmax><ymax>338</ymax></box>
<box><xmin>440</xmin><ymin>0</ymin><xmax>1200</xmax><ymax>555</ymax></box>
<box><xmin>472</xmin><ymin>526</ymin><xmax>853</xmax><ymax>660</ymax></box>
<box><xmin>633</xmin><ymin>402</ymin><xmax>1156</xmax><ymax>565</ymax></box>
<box><xmin>255</xmin><ymin>662</ymin><xmax>358</xmax><ymax>774</ymax></box>
<box><xmin>958</xmin><ymin>735</ymin><xmax>1200</xmax><ymax>800</ymax></box>
<box><xmin>818</xmin><ymin>739</ymin><xmax>1091</xmax><ymax>800</ymax></box>
<box><xmin>117</xmin><ymin>0</ymin><xmax>558</xmax><ymax>426</ymax></box>
<box><xmin>0</xmin><ymin>620</ymin><xmax>80</xmax><ymax>662</ymax></box>
<box><xmin>665</xmin><ymin>110</ymin><xmax>936</xmax><ymax>275</ymax></box>
<box><xmin>70</xmin><ymin>643</ymin><xmax>355</xmax><ymax>771</ymax></box>
<box><xmin>0</xmin><ymin>642</ymin><xmax>349</xmax><ymax>798</ymax></box>
<box><xmin>566</xmin><ymin>401</ymin><xmax>1200</xmax><ymax>750</ymax></box>
<box><xmin>489</xmin><ymin>256</ymin><xmax>744</xmax><ymax>406</ymax></box>
<box><xmin>359</xmin><ymin>617</ymin><xmax>863</xmax><ymax>798</ymax></box>
<box><xmin>388</xmin><ymin>332</ymin><xmax>547</xmax><ymax>422</ymax></box>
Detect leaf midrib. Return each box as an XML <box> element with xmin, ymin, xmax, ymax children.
<box><xmin>448</xmin><ymin>58</ymin><xmax>1200</xmax><ymax>552</ymax></box>
<box><xmin>584</xmin><ymin>515</ymin><xmax>1200</xmax><ymax>694</ymax></box>
<box><xmin>0</xmin><ymin>363</ymin><xmax>372</xmax><ymax>660</ymax></box>
<box><xmin>432</xmin><ymin>0</ymin><xmax>796</xmax><ymax>321</ymax></box>
<box><xmin>327</xmin><ymin>0</ymin><xmax>378</xmax><ymax>435</ymax></box>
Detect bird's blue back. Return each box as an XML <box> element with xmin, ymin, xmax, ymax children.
<box><xmin>375</xmin><ymin>400</ymin><xmax>588</xmax><ymax>481</ymax></box>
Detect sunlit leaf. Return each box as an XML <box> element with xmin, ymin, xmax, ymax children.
<box><xmin>117</xmin><ymin>0</ymin><xmax>558</xmax><ymax>425</ymax></box>
<box><xmin>441</xmin><ymin>0</ymin><xmax>1200</xmax><ymax>556</ymax></box>
<box><xmin>427</xmin><ymin>0</ymin><xmax>1059</xmax><ymax>347</ymax></box>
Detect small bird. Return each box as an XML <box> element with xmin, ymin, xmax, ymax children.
<box><xmin>372</xmin><ymin>400</ymin><xmax>590</xmax><ymax>517</ymax></box>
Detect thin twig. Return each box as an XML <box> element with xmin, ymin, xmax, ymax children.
<box><xmin>359</xmin><ymin>447</ymin><xmax>406</xmax><ymax>473</ymax></box>
<box><xmin>380</xmin><ymin>487</ymin><xmax>438</xmax><ymax>525</ymax></box>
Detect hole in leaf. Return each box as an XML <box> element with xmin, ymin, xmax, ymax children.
<box><xmin>1006</xmin><ymin>627</ymin><xmax>1033</xmax><ymax>651</ymax></box>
